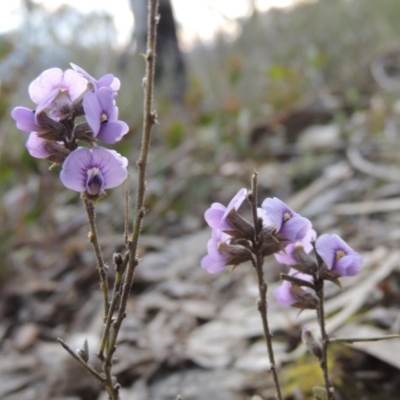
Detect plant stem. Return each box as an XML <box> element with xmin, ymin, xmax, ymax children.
<box><xmin>98</xmin><ymin>252</ymin><xmax>129</xmax><ymax>359</ymax></box>
<box><xmin>58</xmin><ymin>338</ymin><xmax>105</xmax><ymax>384</ymax></box>
<box><xmin>83</xmin><ymin>199</ymin><xmax>109</xmax><ymax>319</ymax></box>
<box><xmin>249</xmin><ymin>172</ymin><xmax>283</xmax><ymax>400</ymax></box>
<box><xmin>315</xmin><ymin>277</ymin><xmax>333</xmax><ymax>399</ymax></box>
<box><xmin>104</xmin><ymin>0</ymin><xmax>159</xmax><ymax>369</ymax></box>
<box><xmin>329</xmin><ymin>334</ymin><xmax>400</xmax><ymax>344</ymax></box>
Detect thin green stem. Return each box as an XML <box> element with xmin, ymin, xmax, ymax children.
<box><xmin>83</xmin><ymin>199</ymin><xmax>109</xmax><ymax>318</ymax></box>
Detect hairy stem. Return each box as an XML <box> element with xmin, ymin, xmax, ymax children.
<box><xmin>98</xmin><ymin>252</ymin><xmax>129</xmax><ymax>359</ymax></box>
<box><xmin>315</xmin><ymin>278</ymin><xmax>333</xmax><ymax>399</ymax></box>
<box><xmin>83</xmin><ymin>199</ymin><xmax>109</xmax><ymax>319</ymax></box>
<box><xmin>249</xmin><ymin>172</ymin><xmax>283</xmax><ymax>400</ymax></box>
<box><xmin>105</xmin><ymin>0</ymin><xmax>159</xmax><ymax>370</ymax></box>
<box><xmin>58</xmin><ymin>338</ymin><xmax>105</xmax><ymax>384</ymax></box>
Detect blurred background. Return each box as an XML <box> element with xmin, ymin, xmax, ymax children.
<box><xmin>2</xmin><ymin>0</ymin><xmax>400</xmax><ymax>399</ymax></box>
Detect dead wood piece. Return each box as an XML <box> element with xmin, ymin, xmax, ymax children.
<box><xmin>333</xmin><ymin>198</ymin><xmax>400</xmax><ymax>215</ymax></box>
<box><xmin>347</xmin><ymin>146</ymin><xmax>400</xmax><ymax>182</ymax></box>
<box><xmin>288</xmin><ymin>162</ymin><xmax>353</xmax><ymax>211</ymax></box>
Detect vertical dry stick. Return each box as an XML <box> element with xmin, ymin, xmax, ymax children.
<box><xmin>104</xmin><ymin>0</ymin><xmax>159</xmax><ymax>369</ymax></box>
<box><xmin>249</xmin><ymin>172</ymin><xmax>283</xmax><ymax>400</ymax></box>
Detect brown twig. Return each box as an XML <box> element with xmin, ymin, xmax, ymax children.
<box><xmin>329</xmin><ymin>334</ymin><xmax>400</xmax><ymax>344</ymax></box>
<box><xmin>104</xmin><ymin>0</ymin><xmax>159</xmax><ymax>371</ymax></box>
<box><xmin>314</xmin><ymin>277</ymin><xmax>333</xmax><ymax>399</ymax></box>
<box><xmin>83</xmin><ymin>199</ymin><xmax>109</xmax><ymax>319</ymax></box>
<box><xmin>248</xmin><ymin>172</ymin><xmax>283</xmax><ymax>400</ymax></box>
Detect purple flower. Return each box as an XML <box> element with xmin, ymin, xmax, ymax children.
<box><xmin>11</xmin><ymin>107</ymin><xmax>41</xmax><ymax>132</ymax></box>
<box><xmin>274</xmin><ymin>269</ymin><xmax>313</xmax><ymax>307</ymax></box>
<box><xmin>83</xmin><ymin>88</ymin><xmax>129</xmax><ymax>144</ymax></box>
<box><xmin>28</xmin><ymin>68</ymin><xmax>88</xmax><ymax>109</ymax></box>
<box><xmin>315</xmin><ymin>234</ymin><xmax>363</xmax><ymax>277</ymax></box>
<box><xmin>201</xmin><ymin>229</ymin><xmax>230</xmax><ymax>274</ymax></box>
<box><xmin>70</xmin><ymin>63</ymin><xmax>120</xmax><ymax>95</ymax></box>
<box><xmin>26</xmin><ymin>132</ymin><xmax>52</xmax><ymax>159</ymax></box>
<box><xmin>60</xmin><ymin>146</ymin><xmax>128</xmax><ymax>195</ymax></box>
<box><xmin>204</xmin><ymin>188</ymin><xmax>247</xmax><ymax>230</ymax></box>
<box><xmin>275</xmin><ymin>229</ymin><xmax>316</xmax><ymax>265</ymax></box>
<box><xmin>259</xmin><ymin>197</ymin><xmax>311</xmax><ymax>242</ymax></box>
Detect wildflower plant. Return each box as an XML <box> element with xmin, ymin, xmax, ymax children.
<box><xmin>202</xmin><ymin>173</ymin><xmax>398</xmax><ymax>400</ymax></box>
<box><xmin>11</xmin><ymin>1</ymin><xmax>160</xmax><ymax>399</ymax></box>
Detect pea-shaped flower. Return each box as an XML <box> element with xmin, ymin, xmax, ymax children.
<box><xmin>201</xmin><ymin>229</ymin><xmax>230</xmax><ymax>274</ymax></box>
<box><xmin>83</xmin><ymin>88</ymin><xmax>128</xmax><ymax>144</ymax></box>
<box><xmin>204</xmin><ymin>188</ymin><xmax>247</xmax><ymax>230</ymax></box>
<box><xmin>70</xmin><ymin>63</ymin><xmax>120</xmax><ymax>94</ymax></box>
<box><xmin>274</xmin><ymin>269</ymin><xmax>317</xmax><ymax>309</ymax></box>
<box><xmin>60</xmin><ymin>146</ymin><xmax>128</xmax><ymax>196</ymax></box>
<box><xmin>275</xmin><ymin>229</ymin><xmax>317</xmax><ymax>265</ymax></box>
<box><xmin>259</xmin><ymin>197</ymin><xmax>311</xmax><ymax>242</ymax></box>
<box><xmin>29</xmin><ymin>67</ymin><xmax>88</xmax><ymax>110</ymax></box>
<box><xmin>315</xmin><ymin>234</ymin><xmax>362</xmax><ymax>277</ymax></box>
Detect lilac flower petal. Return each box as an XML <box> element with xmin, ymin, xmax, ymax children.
<box><xmin>29</xmin><ymin>68</ymin><xmax>87</xmax><ymax>107</ymax></box>
<box><xmin>204</xmin><ymin>188</ymin><xmax>247</xmax><ymax>230</ymax></box>
<box><xmin>86</xmin><ymin>168</ymin><xmax>105</xmax><ymax>195</ymax></box>
<box><xmin>261</xmin><ymin>197</ymin><xmax>289</xmax><ymax>231</ymax></box>
<box><xmin>274</xmin><ymin>281</ymin><xmax>296</xmax><ymax>306</ymax></box>
<box><xmin>222</xmin><ymin>188</ymin><xmax>247</xmax><ymax>219</ymax></box>
<box><xmin>70</xmin><ymin>63</ymin><xmax>120</xmax><ymax>93</ymax></box>
<box><xmin>97</xmin><ymin>121</ymin><xmax>129</xmax><ymax>144</ymax></box>
<box><xmin>90</xmin><ymin>147</ymin><xmax>128</xmax><ymax>189</ymax></box>
<box><xmin>201</xmin><ymin>229</ymin><xmax>229</xmax><ymax>274</ymax></box>
<box><xmin>316</xmin><ymin>233</ymin><xmax>363</xmax><ymax>277</ymax></box>
<box><xmin>29</xmin><ymin>68</ymin><xmax>64</xmax><ymax>104</ymax></box>
<box><xmin>106</xmin><ymin>149</ymin><xmax>129</xmax><ymax>168</ymax></box>
<box><xmin>334</xmin><ymin>254</ymin><xmax>363</xmax><ymax>276</ymax></box>
<box><xmin>279</xmin><ymin>215</ymin><xmax>312</xmax><ymax>242</ymax></box>
<box><xmin>109</xmin><ymin>77</ymin><xmax>121</xmax><ymax>92</ymax></box>
<box><xmin>315</xmin><ymin>234</ymin><xmax>340</xmax><ymax>270</ymax></box>
<box><xmin>201</xmin><ymin>254</ymin><xmax>226</xmax><ymax>274</ymax></box>
<box><xmin>83</xmin><ymin>91</ymin><xmax>101</xmax><ymax>135</ymax></box>
<box><xmin>70</xmin><ymin>63</ymin><xmax>92</xmax><ymax>81</ymax></box>
<box><xmin>96</xmin><ymin>88</ymin><xmax>117</xmax><ymax>119</ymax></box>
<box><xmin>97</xmin><ymin>74</ymin><xmax>114</xmax><ymax>88</ymax></box>
<box><xmin>60</xmin><ymin>147</ymin><xmax>92</xmax><ymax>192</ymax></box>
<box><xmin>274</xmin><ymin>269</ymin><xmax>313</xmax><ymax>307</ymax></box>
<box><xmin>275</xmin><ymin>229</ymin><xmax>316</xmax><ymax>265</ymax></box>
<box><xmin>62</xmin><ymin>69</ymin><xmax>88</xmax><ymax>101</ymax></box>
<box><xmin>11</xmin><ymin>107</ymin><xmax>40</xmax><ymax>132</ymax></box>
<box><xmin>204</xmin><ymin>203</ymin><xmax>228</xmax><ymax>229</ymax></box>
<box><xmin>26</xmin><ymin>132</ymin><xmax>51</xmax><ymax>159</ymax></box>
<box><xmin>257</xmin><ymin>207</ymin><xmax>274</xmax><ymax>227</ymax></box>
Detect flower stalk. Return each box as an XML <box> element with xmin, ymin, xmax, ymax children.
<box><xmin>101</xmin><ymin>0</ymin><xmax>159</xmax><ymax>392</ymax></box>
<box><xmin>249</xmin><ymin>172</ymin><xmax>283</xmax><ymax>400</ymax></box>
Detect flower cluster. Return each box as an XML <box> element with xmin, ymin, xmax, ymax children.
<box><xmin>202</xmin><ymin>190</ymin><xmax>363</xmax><ymax>309</ymax></box>
<box><xmin>11</xmin><ymin>64</ymin><xmax>129</xmax><ymax>198</ymax></box>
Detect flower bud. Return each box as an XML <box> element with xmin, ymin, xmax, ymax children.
<box><xmin>259</xmin><ymin>225</ymin><xmax>284</xmax><ymax>257</ymax></box>
<box><xmin>302</xmin><ymin>327</ymin><xmax>322</xmax><ymax>360</ymax></box>
<box><xmin>218</xmin><ymin>241</ymin><xmax>253</xmax><ymax>267</ymax></box>
<box><xmin>77</xmin><ymin>338</ymin><xmax>89</xmax><ymax>362</ymax></box>
<box><xmin>224</xmin><ymin>208</ymin><xmax>255</xmax><ymax>241</ymax></box>
<box><xmin>289</xmin><ymin>245</ymin><xmax>318</xmax><ymax>275</ymax></box>
<box><xmin>36</xmin><ymin>110</ymin><xmax>68</xmax><ymax>141</ymax></box>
